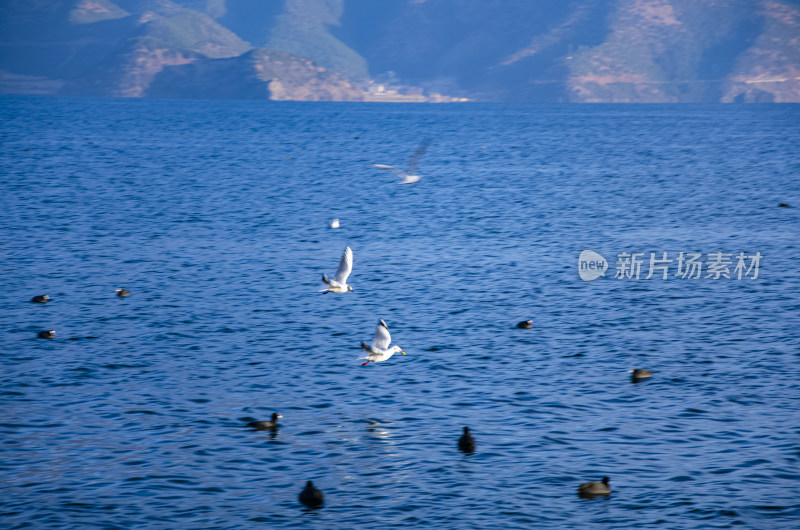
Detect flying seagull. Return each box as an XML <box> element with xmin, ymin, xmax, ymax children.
<box><xmin>321</xmin><ymin>246</ymin><xmax>353</xmax><ymax>293</ymax></box>
<box><xmin>372</xmin><ymin>138</ymin><xmax>431</xmax><ymax>184</ymax></box>
<box><xmin>359</xmin><ymin>319</ymin><xmax>405</xmax><ymax>366</ymax></box>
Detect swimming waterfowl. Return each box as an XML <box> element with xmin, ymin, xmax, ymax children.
<box><xmin>516</xmin><ymin>320</ymin><xmax>533</xmax><ymax>329</ymax></box>
<box><xmin>329</xmin><ymin>218</ymin><xmax>340</xmax><ymax>229</ymax></box>
<box><xmin>247</xmin><ymin>412</ymin><xmax>282</xmax><ymax>430</ymax></box>
<box><xmin>458</xmin><ymin>426</ymin><xmax>476</xmax><ymax>453</ymax></box>
<box><xmin>37</xmin><ymin>330</ymin><xmax>55</xmax><ymax>339</ymax></box>
<box><xmin>321</xmin><ymin>246</ymin><xmax>353</xmax><ymax>293</ymax></box>
<box><xmin>630</xmin><ymin>368</ymin><xmax>652</xmax><ymax>382</ymax></box>
<box><xmin>359</xmin><ymin>319</ymin><xmax>405</xmax><ymax>366</ymax></box>
<box><xmin>778</xmin><ymin>203</ymin><xmax>791</xmax><ymax>208</ymax></box>
<box><xmin>116</xmin><ymin>288</ymin><xmax>131</xmax><ymax>297</ymax></box>
<box><xmin>31</xmin><ymin>295</ymin><xmax>50</xmax><ymax>303</ymax></box>
<box><xmin>299</xmin><ymin>480</ymin><xmax>324</xmax><ymax>508</ymax></box>
<box><xmin>578</xmin><ymin>476</ymin><xmax>611</xmax><ymax>496</ymax></box>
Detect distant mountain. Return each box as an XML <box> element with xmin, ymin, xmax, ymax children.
<box><xmin>0</xmin><ymin>0</ymin><xmax>798</xmax><ymax>102</ymax></box>
<box><xmin>147</xmin><ymin>47</ymin><xmax>365</xmax><ymax>101</ymax></box>
<box><xmin>65</xmin><ymin>3</ymin><xmax>251</xmax><ymax>97</ymax></box>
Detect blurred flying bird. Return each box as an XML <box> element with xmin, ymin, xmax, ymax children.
<box><xmin>372</xmin><ymin>138</ymin><xmax>431</xmax><ymax>184</ymax></box>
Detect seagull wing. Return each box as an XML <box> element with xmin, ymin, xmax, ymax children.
<box><xmin>333</xmin><ymin>246</ymin><xmax>353</xmax><ymax>284</ymax></box>
<box><xmin>372</xmin><ymin>164</ymin><xmax>408</xmax><ymax>181</ymax></box>
<box><xmin>372</xmin><ymin>319</ymin><xmax>391</xmax><ymax>350</ymax></box>
<box><xmin>389</xmin><ymin>167</ymin><xmax>409</xmax><ymax>180</ymax></box>
<box><xmin>406</xmin><ymin>138</ymin><xmax>431</xmax><ymax>175</ymax></box>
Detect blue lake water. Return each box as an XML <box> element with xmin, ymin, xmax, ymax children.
<box><xmin>1</xmin><ymin>97</ymin><xmax>799</xmax><ymax>528</ymax></box>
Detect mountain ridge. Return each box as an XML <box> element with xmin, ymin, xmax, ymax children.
<box><xmin>0</xmin><ymin>0</ymin><xmax>797</xmax><ymax>102</ymax></box>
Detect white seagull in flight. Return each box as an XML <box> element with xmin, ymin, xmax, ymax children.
<box><xmin>321</xmin><ymin>246</ymin><xmax>353</xmax><ymax>293</ymax></box>
<box><xmin>372</xmin><ymin>138</ymin><xmax>431</xmax><ymax>184</ymax></box>
<box><xmin>359</xmin><ymin>319</ymin><xmax>405</xmax><ymax>366</ymax></box>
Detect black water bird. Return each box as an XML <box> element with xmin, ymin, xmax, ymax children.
<box><xmin>458</xmin><ymin>426</ymin><xmax>476</xmax><ymax>453</ymax></box>
<box><xmin>116</xmin><ymin>288</ymin><xmax>131</xmax><ymax>297</ymax></box>
<box><xmin>247</xmin><ymin>412</ymin><xmax>282</xmax><ymax>430</ymax></box>
<box><xmin>38</xmin><ymin>330</ymin><xmax>55</xmax><ymax>339</ymax></box>
<box><xmin>299</xmin><ymin>480</ymin><xmax>324</xmax><ymax>508</ymax></box>
<box><xmin>630</xmin><ymin>368</ymin><xmax>653</xmax><ymax>382</ymax></box>
<box><xmin>578</xmin><ymin>476</ymin><xmax>611</xmax><ymax>497</ymax></box>
<box><xmin>516</xmin><ymin>320</ymin><xmax>533</xmax><ymax>329</ymax></box>
<box><xmin>778</xmin><ymin>203</ymin><xmax>791</xmax><ymax>208</ymax></box>
<box><xmin>31</xmin><ymin>295</ymin><xmax>50</xmax><ymax>303</ymax></box>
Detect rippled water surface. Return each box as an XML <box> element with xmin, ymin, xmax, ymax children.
<box><xmin>1</xmin><ymin>97</ymin><xmax>799</xmax><ymax>528</ymax></box>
